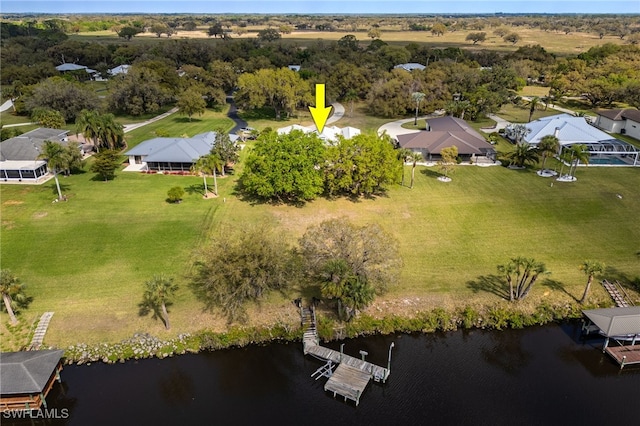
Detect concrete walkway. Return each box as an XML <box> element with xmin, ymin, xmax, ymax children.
<box><xmin>123</xmin><ymin>107</ymin><xmax>179</xmax><ymax>133</ymax></box>
<box><xmin>0</xmin><ymin>99</ymin><xmax>14</xmax><ymax>112</ymax></box>
<box><xmin>29</xmin><ymin>312</ymin><xmax>54</xmax><ymax>350</ymax></box>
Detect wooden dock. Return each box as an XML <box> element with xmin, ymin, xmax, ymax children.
<box><xmin>601</xmin><ymin>280</ymin><xmax>633</xmax><ymax>308</ymax></box>
<box><xmin>605</xmin><ymin>345</ymin><xmax>640</xmax><ymax>369</ymax></box>
<box><xmin>300</xmin><ymin>305</ymin><xmax>392</xmax><ymax>406</ymax></box>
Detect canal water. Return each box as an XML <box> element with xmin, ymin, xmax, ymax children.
<box><xmin>14</xmin><ymin>322</ymin><xmax>640</xmax><ymax>425</ymax></box>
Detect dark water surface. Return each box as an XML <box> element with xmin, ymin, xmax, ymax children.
<box><xmin>21</xmin><ymin>322</ymin><xmax>640</xmax><ymax>425</ymax></box>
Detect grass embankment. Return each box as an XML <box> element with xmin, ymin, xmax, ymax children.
<box><xmin>2</xmin><ymin>106</ymin><xmax>639</xmax><ymax>351</ymax></box>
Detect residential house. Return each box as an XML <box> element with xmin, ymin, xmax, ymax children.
<box><xmin>393</xmin><ymin>63</ymin><xmax>426</xmax><ymax>72</ymax></box>
<box><xmin>512</xmin><ymin>113</ymin><xmax>639</xmax><ymax>166</ymax></box>
<box><xmin>396</xmin><ymin>116</ymin><xmax>496</xmax><ymax>162</ymax></box>
<box><xmin>594</xmin><ymin>109</ymin><xmax>640</xmax><ymax>140</ymax></box>
<box><xmin>276</xmin><ymin>124</ymin><xmax>361</xmax><ymax>144</ymax></box>
<box><xmin>123</xmin><ymin>131</ymin><xmax>239</xmax><ymax>172</ymax></box>
<box><xmin>0</xmin><ymin>128</ymin><xmax>71</xmax><ymax>182</ymax></box>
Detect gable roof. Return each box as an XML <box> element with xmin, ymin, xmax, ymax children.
<box><xmin>124</xmin><ymin>132</ymin><xmax>238</xmax><ymax>163</ymax></box>
<box><xmin>524</xmin><ymin>114</ymin><xmax>618</xmax><ymax>145</ymax></box>
<box><xmin>393</xmin><ymin>63</ymin><xmax>426</xmax><ymax>71</ymax></box>
<box><xmin>583</xmin><ymin>307</ymin><xmax>640</xmax><ymax>338</ymax></box>
<box><xmin>0</xmin><ymin>350</ymin><xmax>64</xmax><ymax>395</ymax></box>
<box><xmin>0</xmin><ymin>128</ymin><xmax>70</xmax><ymax>161</ymax></box>
<box><xmin>108</xmin><ymin>65</ymin><xmax>131</xmax><ymax>75</ymax></box>
<box><xmin>596</xmin><ymin>108</ymin><xmax>640</xmax><ymax>122</ymax></box>
<box><xmin>397</xmin><ymin>116</ymin><xmax>494</xmax><ymax>155</ymax></box>
<box><xmin>276</xmin><ymin>124</ymin><xmax>361</xmax><ymax>143</ymax></box>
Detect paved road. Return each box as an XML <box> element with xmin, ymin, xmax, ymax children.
<box><xmin>123</xmin><ymin>107</ymin><xmax>179</xmax><ymax>133</ymax></box>
<box><xmin>327</xmin><ymin>102</ymin><xmax>345</xmax><ymax>124</ymax></box>
<box><xmin>227</xmin><ymin>96</ymin><xmax>248</xmax><ymax>134</ymax></box>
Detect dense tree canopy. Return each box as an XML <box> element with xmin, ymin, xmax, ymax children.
<box><xmin>190</xmin><ymin>225</ymin><xmax>299</xmax><ymax>323</ymax></box>
<box><xmin>25</xmin><ymin>77</ymin><xmax>98</xmax><ymax>121</ymax></box>
<box><xmin>240</xmin><ymin>130</ymin><xmax>326</xmax><ymax>203</ymax></box>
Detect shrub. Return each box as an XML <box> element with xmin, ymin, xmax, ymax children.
<box><xmin>166</xmin><ymin>186</ymin><xmax>184</xmax><ymax>203</ymax></box>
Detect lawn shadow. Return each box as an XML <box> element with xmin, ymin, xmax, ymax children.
<box><xmin>467</xmin><ymin>274</ymin><xmax>509</xmax><ymax>300</ymax></box>
<box><xmin>230</xmin><ymin>181</ymin><xmax>307</xmax><ymax>208</ymax></box>
<box><xmin>420</xmin><ymin>168</ymin><xmax>442</xmax><ymax>179</ymax></box>
<box><xmin>184</xmin><ymin>184</ymin><xmax>205</xmax><ymax>196</ymax></box>
<box><xmin>174</xmin><ymin>117</ymin><xmax>203</xmax><ymax>124</ymax></box>
<box><xmin>603</xmin><ymin>266</ymin><xmax>640</xmax><ymax>295</ymax></box>
<box><xmin>542</xmin><ymin>278</ymin><xmax>579</xmax><ymax>302</ymax></box>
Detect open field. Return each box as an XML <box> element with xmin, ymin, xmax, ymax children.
<box><xmin>69</xmin><ymin>27</ymin><xmax>631</xmax><ymax>56</ymax></box>
<box><xmin>1</xmin><ymin>125</ymin><xmax>639</xmax><ymax>348</ymax></box>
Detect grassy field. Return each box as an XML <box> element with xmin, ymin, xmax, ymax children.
<box><xmin>69</xmin><ymin>27</ymin><xmax>630</xmax><ymax>56</ymax></box>
<box><xmin>1</xmin><ymin>125</ymin><xmax>639</xmax><ymax>349</ymax></box>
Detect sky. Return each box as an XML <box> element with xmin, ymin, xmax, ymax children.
<box><xmin>1</xmin><ymin>1</ymin><xmax>638</xmax><ymax>15</ymax></box>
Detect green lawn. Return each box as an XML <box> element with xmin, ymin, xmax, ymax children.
<box><xmin>124</xmin><ymin>107</ymin><xmax>235</xmax><ymax>149</ymax></box>
<box><xmin>497</xmin><ymin>103</ymin><xmax>560</xmax><ymax>123</ymax></box>
<box><xmin>2</xmin><ymin>138</ymin><xmax>639</xmax><ymax>348</ymax></box>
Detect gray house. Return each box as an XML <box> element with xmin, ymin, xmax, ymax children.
<box><xmin>0</xmin><ymin>128</ymin><xmax>70</xmax><ymax>182</ymax></box>
<box><xmin>123</xmin><ymin>131</ymin><xmax>239</xmax><ymax>172</ymax></box>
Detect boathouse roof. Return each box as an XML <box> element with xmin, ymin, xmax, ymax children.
<box><xmin>0</xmin><ymin>350</ymin><xmax>64</xmax><ymax>395</ymax></box>
<box><xmin>582</xmin><ymin>306</ymin><xmax>640</xmax><ymax>337</ymax></box>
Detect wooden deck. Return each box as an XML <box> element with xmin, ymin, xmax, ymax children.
<box><xmin>324</xmin><ymin>363</ymin><xmax>370</xmax><ymax>406</ymax></box>
<box><xmin>605</xmin><ymin>345</ymin><xmax>640</xmax><ymax>369</ymax></box>
<box><xmin>300</xmin><ymin>305</ymin><xmax>392</xmax><ymax>405</ymax></box>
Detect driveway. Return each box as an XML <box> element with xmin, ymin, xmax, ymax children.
<box><xmin>123</xmin><ymin>107</ymin><xmax>179</xmax><ymax>133</ymax></box>
<box><xmin>377</xmin><ymin>110</ymin><xmax>445</xmax><ymax>139</ymax></box>
<box><xmin>227</xmin><ymin>95</ymin><xmax>248</xmax><ymax>134</ymax></box>
<box><xmin>327</xmin><ymin>102</ymin><xmax>345</xmax><ymax>124</ymax></box>
<box><xmin>0</xmin><ymin>100</ymin><xmax>14</xmax><ymax>112</ymax></box>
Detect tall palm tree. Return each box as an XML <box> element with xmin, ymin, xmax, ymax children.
<box><xmin>397</xmin><ymin>148</ymin><xmax>413</xmax><ymax>187</ymax></box>
<box><xmin>411</xmin><ymin>91</ymin><xmax>426</xmax><ymax>125</ymax></box>
<box><xmin>0</xmin><ymin>269</ymin><xmax>28</xmax><ymax>325</ymax></box>
<box><xmin>97</xmin><ymin>114</ymin><xmax>125</xmax><ymax>151</ymax></box>
<box><xmin>579</xmin><ymin>260</ymin><xmax>605</xmax><ymax>304</ymax></box>
<box><xmin>409</xmin><ymin>152</ymin><xmax>423</xmax><ymax>189</ymax></box>
<box><xmin>191</xmin><ymin>154</ymin><xmax>223</xmax><ymax>196</ymax></box>
<box><xmin>139</xmin><ymin>274</ymin><xmax>178</xmax><ymax>330</ymax></box>
<box><xmin>38</xmin><ymin>140</ymin><xmax>66</xmax><ymax>200</ymax></box>
<box><xmin>342</xmin><ymin>276</ymin><xmax>374</xmax><ymax>321</ymax></box>
<box><xmin>538</xmin><ymin>135</ymin><xmax>560</xmax><ymax>173</ymax></box>
<box><xmin>568</xmin><ymin>144</ymin><xmax>590</xmax><ymax>178</ymax></box>
<box><xmin>75</xmin><ymin>109</ymin><xmax>101</xmax><ymax>150</ymax></box>
<box><xmin>527</xmin><ymin>96</ymin><xmax>545</xmax><ymax>122</ymax></box>
<box><xmin>506</xmin><ymin>142</ymin><xmax>539</xmax><ymax>168</ymax></box>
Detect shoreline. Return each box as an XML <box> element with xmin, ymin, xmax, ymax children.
<box><xmin>60</xmin><ymin>300</ymin><xmax>588</xmax><ymax>365</ymax></box>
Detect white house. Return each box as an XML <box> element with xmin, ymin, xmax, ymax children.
<box><xmin>508</xmin><ymin>114</ymin><xmax>639</xmax><ymax>166</ymax></box>
<box><xmin>393</xmin><ymin>63</ymin><xmax>426</xmax><ymax>72</ymax></box>
<box><xmin>108</xmin><ymin>65</ymin><xmax>131</xmax><ymax>76</ymax></box>
<box><xmin>55</xmin><ymin>63</ymin><xmax>99</xmax><ymax>79</ymax></box>
<box><xmin>123</xmin><ymin>131</ymin><xmax>239</xmax><ymax>172</ymax></box>
<box><xmin>594</xmin><ymin>109</ymin><xmax>640</xmax><ymax>140</ymax></box>
<box><xmin>276</xmin><ymin>125</ymin><xmax>361</xmax><ymax>144</ymax></box>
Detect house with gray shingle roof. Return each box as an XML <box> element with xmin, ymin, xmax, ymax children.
<box><xmin>0</xmin><ymin>128</ymin><xmax>71</xmax><ymax>182</ymax></box>
<box><xmin>397</xmin><ymin>116</ymin><xmax>496</xmax><ymax>161</ymax></box>
<box><xmin>123</xmin><ymin>131</ymin><xmax>239</xmax><ymax>172</ymax></box>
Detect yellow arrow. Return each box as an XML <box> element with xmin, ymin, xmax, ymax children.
<box><xmin>309</xmin><ymin>84</ymin><xmax>332</xmax><ymax>134</ymax></box>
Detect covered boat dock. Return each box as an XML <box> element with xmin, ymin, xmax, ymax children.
<box><xmin>582</xmin><ymin>307</ymin><xmax>640</xmax><ymax>369</ymax></box>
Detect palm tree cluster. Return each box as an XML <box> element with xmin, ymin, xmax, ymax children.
<box><xmin>558</xmin><ymin>144</ymin><xmax>590</xmax><ymax>179</ymax></box>
<box><xmin>497</xmin><ymin>257</ymin><xmax>549</xmax><ymax>301</ymax></box>
<box><xmin>38</xmin><ymin>140</ymin><xmax>83</xmax><ymax>200</ymax></box>
<box><xmin>75</xmin><ymin>109</ymin><xmax>125</xmax><ymax>152</ymax></box>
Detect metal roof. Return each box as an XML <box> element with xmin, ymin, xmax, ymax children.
<box><xmin>124</xmin><ymin>131</ymin><xmax>239</xmax><ymax>163</ymax></box>
<box><xmin>583</xmin><ymin>307</ymin><xmax>640</xmax><ymax>338</ymax></box>
<box><xmin>525</xmin><ymin>114</ymin><xmax>616</xmax><ymax>145</ymax></box>
<box><xmin>0</xmin><ymin>350</ymin><xmax>64</xmax><ymax>395</ymax></box>
<box><xmin>393</xmin><ymin>63</ymin><xmax>426</xmax><ymax>71</ymax></box>
<box><xmin>55</xmin><ymin>63</ymin><xmax>87</xmax><ymax>71</ymax></box>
